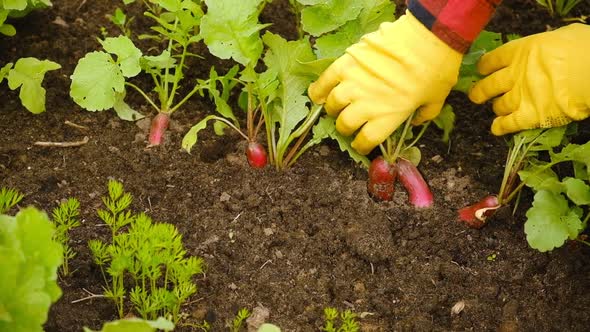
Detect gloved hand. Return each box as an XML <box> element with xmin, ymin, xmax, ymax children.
<box><xmin>469</xmin><ymin>24</ymin><xmax>590</xmax><ymax>135</ymax></box>
<box><xmin>308</xmin><ymin>11</ymin><xmax>462</xmax><ymax>155</ymax></box>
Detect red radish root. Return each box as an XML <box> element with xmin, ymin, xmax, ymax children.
<box><xmin>149</xmin><ymin>113</ymin><xmax>170</xmax><ymax>146</ymax></box>
<box><xmin>246</xmin><ymin>142</ymin><xmax>267</xmax><ymax>168</ymax></box>
<box><xmin>458</xmin><ymin>195</ymin><xmax>500</xmax><ymax>229</ymax></box>
<box><xmin>397</xmin><ymin>158</ymin><xmax>434</xmax><ymax>208</ymax></box>
<box><xmin>367</xmin><ymin>156</ymin><xmax>397</xmax><ymax>201</ymax></box>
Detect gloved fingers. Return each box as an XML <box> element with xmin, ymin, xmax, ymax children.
<box><xmin>324</xmin><ymin>82</ymin><xmax>356</xmax><ymax>117</ymax></box>
<box><xmin>477</xmin><ymin>39</ymin><xmax>522</xmax><ymax>75</ymax></box>
<box><xmin>412</xmin><ymin>101</ymin><xmax>444</xmax><ymax>125</ymax></box>
<box><xmin>308</xmin><ymin>55</ymin><xmax>353</xmax><ymax>105</ymax></box>
<box><xmin>335</xmin><ymin>101</ymin><xmax>411</xmax><ymax>136</ymax></box>
<box><xmin>492</xmin><ymin>89</ymin><xmax>520</xmax><ymax>116</ymax></box>
<box><xmin>351</xmin><ymin>114</ymin><xmax>406</xmax><ymax>155</ymax></box>
<box><xmin>490</xmin><ymin>106</ymin><xmax>538</xmax><ymax>136</ymax></box>
<box><xmin>469</xmin><ymin>68</ymin><xmax>515</xmax><ymax>104</ymax></box>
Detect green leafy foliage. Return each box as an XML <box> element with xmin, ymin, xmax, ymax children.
<box><xmin>0</xmin><ymin>0</ymin><xmax>52</xmax><ymax>36</ymax></box>
<box><xmin>200</xmin><ymin>0</ymin><xmax>268</xmax><ymax>66</ymax></box>
<box><xmin>0</xmin><ymin>187</ymin><xmax>24</xmax><ymax>214</ymax></box>
<box><xmin>0</xmin><ymin>207</ymin><xmax>63</xmax><ymax>332</ymax></box>
<box><xmin>511</xmin><ymin>126</ymin><xmax>590</xmax><ymax>252</ymax></box>
<box><xmin>89</xmin><ymin>180</ymin><xmax>204</xmax><ymax>323</ymax></box>
<box><xmin>322</xmin><ymin>307</ymin><xmax>359</xmax><ymax>332</ymax></box>
<box><xmin>229</xmin><ymin>308</ymin><xmax>250</xmax><ymax>332</ymax></box>
<box><xmin>312</xmin><ymin>0</ymin><xmax>396</xmax><ymax>59</ymax></box>
<box><xmin>71</xmin><ymin>0</ymin><xmax>206</xmax><ymax>126</ymax></box>
<box><xmin>487</xmin><ymin>125</ymin><xmax>590</xmax><ymax>252</ymax></box>
<box><xmin>51</xmin><ymin>198</ymin><xmax>81</xmax><ymax>276</ymax></box>
<box><xmin>70</xmin><ymin>42</ymin><xmax>138</xmax><ymax>112</ymax></box>
<box><xmin>536</xmin><ymin>0</ymin><xmax>583</xmax><ymax>16</ymax></box>
<box><xmin>191</xmin><ymin>0</ymin><xmax>395</xmax><ymax>169</ymax></box>
<box><xmin>83</xmin><ymin>317</ymin><xmax>174</xmax><ymax>332</ymax></box>
<box><xmin>1</xmin><ymin>57</ymin><xmax>61</xmax><ymax>114</ymax></box>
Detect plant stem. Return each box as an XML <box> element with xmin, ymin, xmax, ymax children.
<box><xmin>390</xmin><ymin>113</ymin><xmax>414</xmax><ymax>163</ymax></box>
<box><xmin>125</xmin><ymin>82</ymin><xmax>160</xmax><ymax>112</ymax></box>
<box><xmin>169</xmin><ymin>83</ymin><xmax>207</xmax><ymax>114</ymax></box>
<box><xmin>277</xmin><ymin>104</ymin><xmax>323</xmax><ymax>168</ymax></box>
<box><xmin>209</xmin><ymin>116</ymin><xmax>249</xmax><ymax>141</ymax></box>
<box><xmin>167</xmin><ymin>42</ymin><xmax>188</xmax><ymax>109</ymax></box>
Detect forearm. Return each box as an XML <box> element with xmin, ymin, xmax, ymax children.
<box><xmin>407</xmin><ymin>0</ymin><xmax>502</xmax><ymax>53</ymax></box>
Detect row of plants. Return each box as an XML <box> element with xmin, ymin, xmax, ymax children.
<box><xmin>0</xmin><ymin>183</ymin><xmax>363</xmax><ymax>331</ymax></box>
<box><xmin>1</xmin><ymin>0</ymin><xmax>588</xmax><ymax>268</ymax></box>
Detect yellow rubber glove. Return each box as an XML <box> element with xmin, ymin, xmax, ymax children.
<box><xmin>308</xmin><ymin>11</ymin><xmax>462</xmax><ymax>155</ymax></box>
<box><xmin>469</xmin><ymin>24</ymin><xmax>590</xmax><ymax>136</ymax></box>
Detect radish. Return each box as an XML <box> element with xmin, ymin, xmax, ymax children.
<box><xmin>367</xmin><ymin>156</ymin><xmax>397</xmax><ymax>201</ymax></box>
<box><xmin>396</xmin><ymin>158</ymin><xmax>434</xmax><ymax>208</ymax></box>
<box><xmin>148</xmin><ymin>113</ymin><xmax>170</xmax><ymax>146</ymax></box>
<box><xmin>246</xmin><ymin>142</ymin><xmax>267</xmax><ymax>168</ymax></box>
<box><xmin>458</xmin><ymin>195</ymin><xmax>500</xmax><ymax>229</ymax></box>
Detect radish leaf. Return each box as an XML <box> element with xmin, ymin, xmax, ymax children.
<box><xmin>200</xmin><ymin>0</ymin><xmax>268</xmax><ymax>65</ymax></box>
<box><xmin>70</xmin><ymin>51</ymin><xmax>125</xmax><ymax>111</ymax></box>
<box><xmin>6</xmin><ymin>57</ymin><xmax>61</xmax><ymax>114</ymax></box>
<box><xmin>525</xmin><ymin>190</ymin><xmax>583</xmax><ymax>252</ymax></box>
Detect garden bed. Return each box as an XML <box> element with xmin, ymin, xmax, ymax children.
<box><xmin>1</xmin><ymin>0</ymin><xmax>590</xmax><ymax>331</ymax></box>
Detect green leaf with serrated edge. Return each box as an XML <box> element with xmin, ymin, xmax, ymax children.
<box><xmin>317</xmin><ymin>116</ymin><xmax>370</xmax><ymax>167</ymax></box>
<box><xmin>113</xmin><ymin>91</ymin><xmax>145</xmax><ymax>121</ymax></box>
<box><xmin>122</xmin><ymin>0</ymin><xmax>135</xmax><ymax>4</ymax></box>
<box><xmin>200</xmin><ymin>0</ymin><xmax>268</xmax><ymax>65</ymax></box>
<box><xmin>83</xmin><ymin>317</ymin><xmax>174</xmax><ymax>332</ymax></box>
<box><xmin>400</xmin><ymin>146</ymin><xmax>421</xmax><ymax>167</ymax></box>
<box><xmin>550</xmin><ymin>141</ymin><xmax>590</xmax><ymax>165</ymax></box>
<box><xmin>314</xmin><ymin>0</ymin><xmax>395</xmax><ymax>58</ymax></box>
<box><xmin>524</xmin><ymin>190</ymin><xmax>583</xmax><ymax>252</ymax></box>
<box><xmin>263</xmin><ymin>32</ymin><xmax>315</xmax><ymax>151</ymax></box>
<box><xmin>0</xmin><ymin>63</ymin><xmax>12</xmax><ymax>83</ymax></box>
<box><xmin>300</xmin><ymin>0</ymin><xmax>364</xmax><ymax>36</ymax></box>
<box><xmin>100</xmin><ymin>36</ymin><xmax>142</xmax><ymax>77</ymax></box>
<box><xmin>182</xmin><ymin>115</ymin><xmax>219</xmax><ymax>152</ymax></box>
<box><xmin>432</xmin><ymin>104</ymin><xmax>455</xmax><ymax>143</ymax></box>
<box><xmin>70</xmin><ymin>51</ymin><xmax>125</xmax><ymax>111</ymax></box>
<box><xmin>526</xmin><ymin>126</ymin><xmax>567</xmax><ymax>151</ymax></box>
<box><xmin>518</xmin><ymin>163</ymin><xmax>563</xmax><ymax>193</ymax></box>
<box><xmin>6</xmin><ymin>57</ymin><xmax>61</xmax><ymax>114</ymax></box>
<box><xmin>0</xmin><ymin>207</ymin><xmax>63</xmax><ymax>332</ymax></box>
<box><xmin>563</xmin><ymin>177</ymin><xmax>590</xmax><ymax>205</ymax></box>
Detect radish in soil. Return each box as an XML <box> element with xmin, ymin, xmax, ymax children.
<box><xmin>246</xmin><ymin>142</ymin><xmax>268</xmax><ymax>168</ymax></box>
<box><xmin>368</xmin><ymin>156</ymin><xmax>397</xmax><ymax>201</ymax></box>
<box><xmin>148</xmin><ymin>113</ymin><xmax>170</xmax><ymax>146</ymax></box>
<box><xmin>397</xmin><ymin>158</ymin><xmax>434</xmax><ymax>208</ymax></box>
<box><xmin>457</xmin><ymin>127</ymin><xmax>568</xmax><ymax>229</ymax></box>
<box><xmin>367</xmin><ymin>111</ymin><xmax>445</xmax><ymax>208</ymax></box>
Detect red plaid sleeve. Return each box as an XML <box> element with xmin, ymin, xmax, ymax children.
<box><xmin>407</xmin><ymin>0</ymin><xmax>502</xmax><ymax>53</ymax></box>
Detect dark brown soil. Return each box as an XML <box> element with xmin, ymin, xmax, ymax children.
<box><xmin>1</xmin><ymin>1</ymin><xmax>590</xmax><ymax>331</ymax></box>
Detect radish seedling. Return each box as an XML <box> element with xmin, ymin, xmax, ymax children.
<box><xmin>1</xmin><ymin>57</ymin><xmax>61</xmax><ymax>114</ymax></box>
<box><xmin>184</xmin><ymin>0</ymin><xmax>395</xmax><ymax>170</ymax></box>
<box><xmin>70</xmin><ymin>0</ymin><xmax>209</xmax><ymax>146</ymax></box>
<box><xmin>458</xmin><ymin>125</ymin><xmax>590</xmax><ymax>252</ymax></box>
